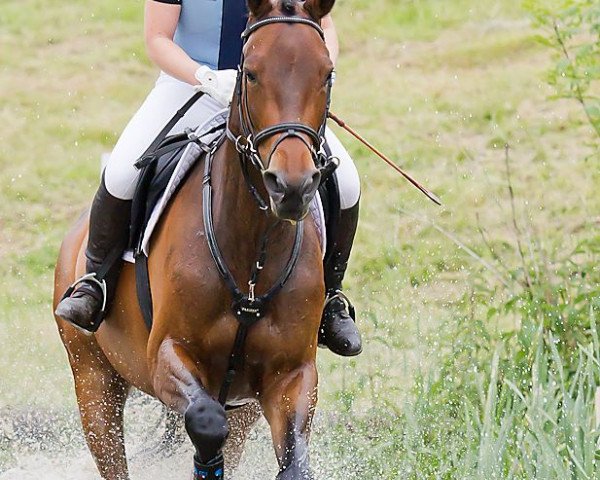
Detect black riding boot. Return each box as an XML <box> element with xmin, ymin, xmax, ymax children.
<box><xmin>319</xmin><ymin>201</ymin><xmax>362</xmax><ymax>357</ymax></box>
<box><xmin>55</xmin><ymin>174</ymin><xmax>131</xmax><ymax>334</ymax></box>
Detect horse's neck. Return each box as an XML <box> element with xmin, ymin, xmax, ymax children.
<box><xmin>212</xmin><ymin>141</ymin><xmax>265</xmax><ymax>237</ymax></box>
<box><xmin>209</xmin><ymin>141</ymin><xmax>297</xmax><ymax>285</ymax></box>
<box><xmin>219</xmin><ymin>100</ymin><xmax>259</xmax><ymax>219</ymax></box>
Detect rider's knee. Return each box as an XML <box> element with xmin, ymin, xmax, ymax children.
<box><xmin>336</xmin><ymin>162</ymin><xmax>361</xmax><ymax>210</ymax></box>
<box><xmin>184</xmin><ymin>398</ymin><xmax>229</xmax><ymax>461</ymax></box>
<box><xmin>103</xmin><ymin>155</ymin><xmax>138</xmax><ymax>201</ymax></box>
<box><xmin>324</xmin><ymin>128</ymin><xmax>361</xmax><ymax>209</ymax></box>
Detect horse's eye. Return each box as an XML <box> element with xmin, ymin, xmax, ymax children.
<box><xmin>246</xmin><ymin>71</ymin><xmax>258</xmax><ymax>83</ymax></box>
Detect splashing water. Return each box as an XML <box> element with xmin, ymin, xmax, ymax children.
<box><xmin>0</xmin><ymin>392</ymin><xmax>355</xmax><ymax>480</ymax></box>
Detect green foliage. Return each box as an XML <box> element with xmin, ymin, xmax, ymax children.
<box><xmin>324</xmin><ymin>144</ymin><xmax>600</xmax><ymax>476</ymax></box>
<box><xmin>498</xmin><ymin>236</ymin><xmax>600</xmax><ymax>385</ymax></box>
<box><xmin>526</xmin><ymin>0</ymin><xmax>600</xmax><ymax>138</ymax></box>
<box><xmin>323</xmin><ymin>324</ymin><xmax>600</xmax><ymax>479</ymax></box>
<box><xmin>322</xmin><ymin>275</ymin><xmax>600</xmax><ymax>478</ymax></box>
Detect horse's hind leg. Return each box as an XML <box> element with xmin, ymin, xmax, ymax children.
<box><xmin>223</xmin><ymin>401</ymin><xmax>262</xmax><ymax>472</ymax></box>
<box><xmin>66</xmin><ymin>333</ymin><xmax>130</xmax><ymax>480</ymax></box>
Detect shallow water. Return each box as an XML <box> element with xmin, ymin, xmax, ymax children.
<box><xmin>0</xmin><ymin>392</ymin><xmax>355</xmax><ymax>479</ymax></box>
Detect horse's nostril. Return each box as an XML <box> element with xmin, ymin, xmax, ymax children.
<box><xmin>310</xmin><ymin>171</ymin><xmax>321</xmax><ymax>189</ymax></box>
<box><xmin>263</xmin><ymin>171</ymin><xmax>286</xmax><ymax>196</ymax></box>
<box><xmin>301</xmin><ymin>170</ymin><xmax>321</xmax><ymax>199</ymax></box>
<box><xmin>264</xmin><ymin>169</ymin><xmax>320</xmax><ymax>209</ymax></box>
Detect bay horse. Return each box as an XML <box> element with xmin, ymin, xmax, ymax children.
<box><xmin>53</xmin><ymin>0</ymin><xmax>339</xmax><ymax>479</ymax></box>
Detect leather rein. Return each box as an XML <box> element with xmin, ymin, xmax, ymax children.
<box><xmin>207</xmin><ymin>15</ymin><xmax>334</xmax><ymax>405</ymax></box>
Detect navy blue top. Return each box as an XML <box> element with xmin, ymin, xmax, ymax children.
<box><xmin>154</xmin><ymin>0</ymin><xmax>248</xmax><ymax>70</ymax></box>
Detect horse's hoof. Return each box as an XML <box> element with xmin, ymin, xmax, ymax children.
<box><xmin>276</xmin><ymin>466</ymin><xmax>314</xmax><ymax>480</ymax></box>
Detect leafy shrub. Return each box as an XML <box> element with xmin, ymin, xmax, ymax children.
<box><xmin>526</xmin><ymin>0</ymin><xmax>600</xmax><ymax>139</ymax></box>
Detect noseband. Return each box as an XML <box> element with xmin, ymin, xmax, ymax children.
<box><xmin>226</xmin><ymin>15</ymin><xmax>339</xmax><ymax>210</ymax></box>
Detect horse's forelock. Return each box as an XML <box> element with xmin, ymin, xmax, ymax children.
<box><xmin>279</xmin><ymin>0</ymin><xmax>298</xmax><ymax>15</ymax></box>
<box><xmin>263</xmin><ymin>0</ymin><xmax>299</xmax><ymax>16</ymax></box>
<box><xmin>253</xmin><ymin>0</ymin><xmax>315</xmax><ymax>19</ymax></box>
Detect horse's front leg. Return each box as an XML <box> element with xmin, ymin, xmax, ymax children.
<box><xmin>260</xmin><ymin>362</ymin><xmax>318</xmax><ymax>480</ymax></box>
<box><xmin>150</xmin><ymin>338</ymin><xmax>228</xmax><ymax>479</ymax></box>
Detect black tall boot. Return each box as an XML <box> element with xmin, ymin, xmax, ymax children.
<box><xmin>55</xmin><ymin>174</ymin><xmax>132</xmax><ymax>334</ymax></box>
<box><xmin>319</xmin><ymin>201</ymin><xmax>362</xmax><ymax>357</ymax></box>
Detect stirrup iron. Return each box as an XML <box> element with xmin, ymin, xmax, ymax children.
<box><xmin>325</xmin><ymin>290</ymin><xmax>356</xmax><ymax>321</ymax></box>
<box><xmin>63</xmin><ymin>272</ymin><xmax>108</xmax><ymax>313</ymax></box>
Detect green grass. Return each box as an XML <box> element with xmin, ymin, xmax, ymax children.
<box><xmin>1</xmin><ymin>0</ymin><xmax>599</xmax><ymax>477</ymax></box>
<box><xmin>322</xmin><ymin>326</ymin><xmax>600</xmax><ymax>479</ymax></box>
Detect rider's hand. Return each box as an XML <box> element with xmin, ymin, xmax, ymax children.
<box><xmin>194</xmin><ymin>66</ymin><xmax>237</xmax><ymax>107</ymax></box>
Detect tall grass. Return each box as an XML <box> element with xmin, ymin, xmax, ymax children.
<box><xmin>322</xmin><ymin>311</ymin><xmax>600</xmax><ymax>478</ymax></box>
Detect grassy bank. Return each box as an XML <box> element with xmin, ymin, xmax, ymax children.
<box><xmin>1</xmin><ymin>0</ymin><xmax>599</xmax><ymax>477</ymax></box>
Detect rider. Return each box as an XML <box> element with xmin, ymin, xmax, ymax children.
<box><xmin>55</xmin><ymin>0</ymin><xmax>363</xmax><ymax>357</ymax></box>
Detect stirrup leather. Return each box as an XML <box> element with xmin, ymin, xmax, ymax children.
<box><xmin>324</xmin><ymin>290</ymin><xmax>356</xmax><ymax>321</ymax></box>
<box><xmin>62</xmin><ymin>272</ymin><xmax>108</xmax><ymax>314</ymax></box>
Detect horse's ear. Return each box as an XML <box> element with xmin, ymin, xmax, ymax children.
<box><xmin>303</xmin><ymin>0</ymin><xmax>336</xmax><ymax>19</ymax></box>
<box><xmin>246</xmin><ymin>0</ymin><xmax>272</xmax><ymax>18</ymax></box>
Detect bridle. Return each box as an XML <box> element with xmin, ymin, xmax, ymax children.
<box><xmin>204</xmin><ymin>14</ymin><xmax>342</xmax><ymax>406</ymax></box>
<box><xmin>225</xmin><ymin>15</ymin><xmax>339</xmax><ymax>210</ymax></box>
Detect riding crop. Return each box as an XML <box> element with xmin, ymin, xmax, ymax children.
<box><xmin>328</xmin><ymin>112</ymin><xmax>442</xmax><ymax>206</ymax></box>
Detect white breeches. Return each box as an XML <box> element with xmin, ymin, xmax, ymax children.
<box><xmin>104</xmin><ymin>72</ymin><xmax>361</xmax><ymax>209</ymax></box>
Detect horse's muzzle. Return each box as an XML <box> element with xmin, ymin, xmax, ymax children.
<box><xmin>263</xmin><ymin>169</ymin><xmax>321</xmax><ymax>222</ymax></box>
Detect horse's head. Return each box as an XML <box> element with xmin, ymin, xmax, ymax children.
<box><xmin>230</xmin><ymin>0</ymin><xmax>337</xmax><ymax>222</ymax></box>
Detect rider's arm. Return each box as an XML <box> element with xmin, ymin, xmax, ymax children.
<box><xmin>144</xmin><ymin>0</ymin><xmax>200</xmax><ymax>85</ymax></box>
<box><xmin>322</xmin><ymin>15</ymin><xmax>339</xmax><ymax>67</ymax></box>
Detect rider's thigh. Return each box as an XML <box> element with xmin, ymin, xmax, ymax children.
<box><xmin>104</xmin><ymin>73</ymin><xmax>223</xmax><ymax>200</ymax></box>
<box><xmin>325</xmin><ymin>127</ymin><xmax>361</xmax><ymax>209</ymax></box>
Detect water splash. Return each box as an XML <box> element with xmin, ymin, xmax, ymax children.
<box><xmin>0</xmin><ymin>392</ymin><xmax>357</xmax><ymax>479</ymax></box>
